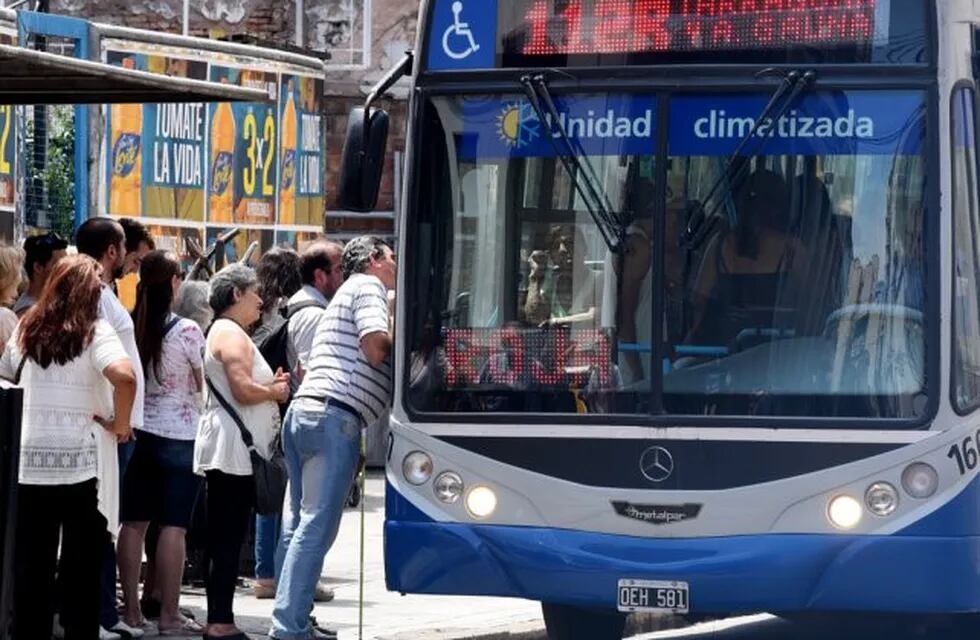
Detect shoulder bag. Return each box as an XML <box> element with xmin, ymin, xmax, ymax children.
<box><xmin>205</xmin><ymin>375</ymin><xmax>288</xmax><ymax>515</ymax></box>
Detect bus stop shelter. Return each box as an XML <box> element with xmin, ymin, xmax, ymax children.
<box><xmin>0</xmin><ymin>32</ymin><xmax>271</xmax><ymax>638</ymax></box>
<box><xmin>0</xmin><ymin>41</ymin><xmax>270</xmax><ymax>104</ymax></box>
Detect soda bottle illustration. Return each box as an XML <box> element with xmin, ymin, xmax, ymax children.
<box><xmin>278</xmin><ymin>79</ymin><xmax>297</xmax><ymax>225</ymax></box>
<box><xmin>209</xmin><ymin>97</ymin><xmax>236</xmax><ymax>223</ymax></box>
<box><xmin>109</xmin><ymin>58</ymin><xmax>143</xmax><ymax>216</ymax></box>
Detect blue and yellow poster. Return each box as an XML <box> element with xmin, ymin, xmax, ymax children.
<box><xmin>0</xmin><ymin>103</ymin><xmax>14</xmax><ymax>212</ymax></box>
<box><xmin>106</xmin><ymin>52</ymin><xmax>207</xmax><ymax>221</ymax></box>
<box><xmin>208</xmin><ymin>66</ymin><xmax>279</xmax><ymax>225</ymax></box>
<box><xmin>279</xmin><ymin>75</ymin><xmax>325</xmax><ymax>226</ymax></box>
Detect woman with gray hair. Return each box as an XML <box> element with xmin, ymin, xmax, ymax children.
<box><xmin>174</xmin><ymin>279</ymin><xmax>213</xmax><ymax>332</ymax></box>
<box><xmin>193</xmin><ymin>264</ymin><xmax>289</xmax><ymax>640</ymax></box>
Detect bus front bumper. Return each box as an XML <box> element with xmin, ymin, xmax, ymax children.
<box><xmin>384</xmin><ymin>520</ymin><xmax>980</xmax><ymax>613</ymax></box>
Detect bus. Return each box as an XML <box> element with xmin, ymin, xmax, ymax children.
<box><xmin>340</xmin><ymin>1</ymin><xmax>978</xmax><ymax>637</ymax></box>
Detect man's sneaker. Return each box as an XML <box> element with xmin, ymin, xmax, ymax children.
<box><xmin>308</xmin><ymin>614</ymin><xmax>338</xmax><ymax>639</ymax></box>
<box><xmin>311</xmin><ymin>626</ymin><xmax>338</xmax><ymax>640</ymax></box>
<box><xmin>313</xmin><ymin>582</ymin><xmax>334</xmax><ymax>603</ymax></box>
<box><xmin>109</xmin><ymin>620</ymin><xmax>145</xmax><ymax>639</ymax></box>
<box><xmin>98</xmin><ymin>627</ymin><xmax>121</xmax><ymax>640</ymax></box>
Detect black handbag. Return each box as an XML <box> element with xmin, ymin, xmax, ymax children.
<box><xmin>205</xmin><ymin>376</ymin><xmax>287</xmax><ymax>515</ymax></box>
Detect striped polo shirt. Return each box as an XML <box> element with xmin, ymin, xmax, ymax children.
<box><xmin>298</xmin><ymin>273</ymin><xmax>392</xmax><ymax>424</ymax></box>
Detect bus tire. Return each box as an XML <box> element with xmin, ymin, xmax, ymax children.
<box><xmin>541</xmin><ymin>603</ymin><xmax>627</xmax><ymax>640</ymax></box>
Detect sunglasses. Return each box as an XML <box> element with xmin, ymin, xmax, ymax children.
<box><xmin>25</xmin><ymin>232</ymin><xmax>67</xmax><ymax>249</ymax></box>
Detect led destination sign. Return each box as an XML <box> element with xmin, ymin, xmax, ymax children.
<box><xmin>425</xmin><ymin>0</ymin><xmax>927</xmax><ymax>70</ymax></box>
<box><xmin>503</xmin><ymin>0</ymin><xmax>876</xmax><ymax>57</ymax></box>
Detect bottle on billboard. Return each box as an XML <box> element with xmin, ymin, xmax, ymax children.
<box><xmin>109</xmin><ymin>58</ymin><xmax>143</xmax><ymax>216</ymax></box>
<box><xmin>279</xmin><ymin>79</ymin><xmax>297</xmax><ymax>225</ymax></box>
<box><xmin>209</xmin><ymin>96</ymin><xmax>236</xmax><ymax>223</ymax></box>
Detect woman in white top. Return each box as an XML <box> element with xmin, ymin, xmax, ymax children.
<box><xmin>0</xmin><ymin>255</ymin><xmax>136</xmax><ymax>640</ymax></box>
<box><xmin>194</xmin><ymin>264</ymin><xmax>288</xmax><ymax>640</ymax></box>
<box><xmin>117</xmin><ymin>251</ymin><xmax>206</xmax><ymax>634</ymax></box>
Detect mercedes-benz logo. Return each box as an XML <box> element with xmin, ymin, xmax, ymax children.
<box><xmin>639</xmin><ymin>446</ymin><xmax>675</xmax><ymax>483</ymax></box>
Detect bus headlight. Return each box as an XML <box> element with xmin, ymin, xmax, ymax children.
<box><xmin>902</xmin><ymin>462</ymin><xmax>938</xmax><ymax>499</ymax></box>
<box><xmin>433</xmin><ymin>471</ymin><xmax>464</xmax><ymax>503</ymax></box>
<box><xmin>402</xmin><ymin>451</ymin><xmax>433</xmax><ymax>485</ymax></box>
<box><xmin>865</xmin><ymin>482</ymin><xmax>899</xmax><ymax>516</ymax></box>
<box><xmin>827</xmin><ymin>495</ymin><xmax>862</xmax><ymax>529</ymax></box>
<box><xmin>465</xmin><ymin>485</ymin><xmax>497</xmax><ymax>519</ymax></box>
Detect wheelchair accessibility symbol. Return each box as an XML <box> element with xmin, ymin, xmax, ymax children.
<box><xmin>442</xmin><ymin>1</ymin><xmax>481</xmax><ymax>60</ymax></box>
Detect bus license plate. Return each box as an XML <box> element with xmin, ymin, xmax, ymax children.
<box><xmin>617</xmin><ymin>579</ymin><xmax>689</xmax><ymax>613</ymax></box>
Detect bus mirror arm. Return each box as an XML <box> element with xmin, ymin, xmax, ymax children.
<box><xmin>363</xmin><ymin>52</ymin><xmax>414</xmax><ymax>131</ymax></box>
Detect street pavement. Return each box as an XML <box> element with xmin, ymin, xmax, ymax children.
<box><xmin>173</xmin><ymin>472</ymin><xmax>545</xmax><ymax>640</ymax></box>
<box><xmin>628</xmin><ymin>613</ymin><xmax>980</xmax><ymax>640</ymax></box>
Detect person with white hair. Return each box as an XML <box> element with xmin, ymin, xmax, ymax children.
<box><xmin>194</xmin><ymin>264</ymin><xmax>289</xmax><ymax>640</ymax></box>
<box><xmin>174</xmin><ymin>280</ymin><xmax>214</xmax><ymax>333</ymax></box>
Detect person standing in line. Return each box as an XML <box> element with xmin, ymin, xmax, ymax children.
<box><xmin>0</xmin><ymin>255</ymin><xmax>137</xmax><ymax>640</ymax></box>
<box><xmin>117</xmin><ymin>252</ymin><xmax>205</xmax><ymax>635</ymax></box>
<box><xmin>285</xmin><ymin>240</ymin><xmax>344</xmax><ymax>388</ymax></box>
<box><xmin>263</xmin><ymin>240</ymin><xmax>345</xmax><ymax>606</ymax></box>
<box><xmin>270</xmin><ymin>237</ymin><xmax>396</xmax><ymax>640</ymax></box>
<box><xmin>75</xmin><ymin>217</ymin><xmax>147</xmax><ymax>640</ymax></box>
<box><xmin>0</xmin><ymin>242</ymin><xmax>24</xmax><ymax>351</ymax></box>
<box><xmin>250</xmin><ymin>248</ymin><xmax>302</xmax><ymax>600</ymax></box>
<box><xmin>174</xmin><ymin>280</ymin><xmax>214</xmax><ymax>333</ymax></box>
<box><xmin>194</xmin><ymin>264</ymin><xmax>289</xmax><ymax>640</ymax></box>
<box><xmin>118</xmin><ymin>217</ymin><xmax>155</xmax><ymax>278</ymax></box>
<box><xmin>13</xmin><ymin>232</ymin><xmax>68</xmax><ymax>317</ymax></box>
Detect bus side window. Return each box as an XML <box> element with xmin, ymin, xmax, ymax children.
<box><xmin>951</xmin><ymin>85</ymin><xmax>980</xmax><ymax>414</ymax></box>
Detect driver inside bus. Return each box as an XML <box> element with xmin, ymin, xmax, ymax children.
<box><xmin>686</xmin><ymin>169</ymin><xmax>808</xmax><ymax>350</ymax></box>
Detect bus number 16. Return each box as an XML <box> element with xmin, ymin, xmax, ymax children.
<box><xmin>947</xmin><ymin>431</ymin><xmax>980</xmax><ymax>475</ymax></box>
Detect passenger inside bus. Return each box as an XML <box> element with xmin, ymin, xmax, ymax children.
<box><xmin>686</xmin><ymin>169</ymin><xmax>809</xmax><ymax>353</ymax></box>
<box><xmin>523</xmin><ymin>224</ymin><xmax>600</xmax><ymax>328</ymax></box>
<box><xmin>617</xmin><ymin>183</ymin><xmax>655</xmax><ymax>385</ymax></box>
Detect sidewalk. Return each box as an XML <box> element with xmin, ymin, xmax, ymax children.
<box><xmin>174</xmin><ymin>472</ymin><xmax>545</xmax><ymax>640</ymax></box>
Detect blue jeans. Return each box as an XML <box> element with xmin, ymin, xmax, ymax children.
<box><xmin>255</xmin><ymin>513</ymin><xmax>282</xmax><ymax>580</ymax></box>
<box><xmin>269</xmin><ymin>403</ymin><xmax>361</xmax><ymax>640</ymax></box>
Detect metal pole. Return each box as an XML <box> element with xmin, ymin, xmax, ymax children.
<box><xmin>182</xmin><ymin>0</ymin><xmax>189</xmax><ymax>35</ymax></box>
<box><xmin>295</xmin><ymin>0</ymin><xmax>303</xmax><ymax>47</ymax></box>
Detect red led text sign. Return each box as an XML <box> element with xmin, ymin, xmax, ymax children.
<box><xmin>514</xmin><ymin>0</ymin><xmax>876</xmax><ymax>56</ymax></box>
<box><xmin>444</xmin><ymin>327</ymin><xmax>613</xmax><ymax>388</ymax></box>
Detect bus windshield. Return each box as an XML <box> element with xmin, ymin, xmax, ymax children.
<box><xmin>405</xmin><ymin>89</ymin><xmax>929</xmax><ymax>422</ymax></box>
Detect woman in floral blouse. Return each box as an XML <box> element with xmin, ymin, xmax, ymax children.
<box><xmin>117</xmin><ymin>251</ymin><xmax>205</xmax><ymax>635</ymax></box>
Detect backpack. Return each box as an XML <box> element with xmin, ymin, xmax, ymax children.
<box><xmin>255</xmin><ymin>299</ymin><xmax>325</xmax><ymax>377</ymax></box>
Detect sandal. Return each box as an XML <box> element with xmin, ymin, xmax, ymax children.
<box><xmin>158</xmin><ymin>617</ymin><xmax>204</xmax><ymax>636</ymax></box>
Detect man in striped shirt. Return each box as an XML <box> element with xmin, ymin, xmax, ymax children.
<box><xmin>270</xmin><ymin>236</ymin><xmax>395</xmax><ymax>640</ymax></box>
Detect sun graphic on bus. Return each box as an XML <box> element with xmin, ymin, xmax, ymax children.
<box><xmin>497</xmin><ymin>102</ymin><xmax>539</xmax><ymax>148</ymax></box>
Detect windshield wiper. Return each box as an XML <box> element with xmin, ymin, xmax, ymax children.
<box><xmin>683</xmin><ymin>69</ymin><xmax>816</xmax><ymax>250</ymax></box>
<box><xmin>521</xmin><ymin>74</ymin><xmax>625</xmax><ymax>253</ymax></box>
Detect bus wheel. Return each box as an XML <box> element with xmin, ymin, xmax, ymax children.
<box><xmin>541</xmin><ymin>603</ymin><xmax>627</xmax><ymax>640</ymax></box>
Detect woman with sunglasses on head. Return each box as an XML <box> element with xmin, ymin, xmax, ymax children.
<box><xmin>0</xmin><ymin>254</ymin><xmax>136</xmax><ymax>640</ymax></box>
<box><xmin>116</xmin><ymin>251</ymin><xmax>205</xmax><ymax>635</ymax></box>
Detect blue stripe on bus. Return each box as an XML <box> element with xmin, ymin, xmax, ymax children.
<box><xmin>385</xmin><ymin>479</ymin><xmax>980</xmax><ymax>613</ymax></box>
<box><xmin>669</xmin><ymin>91</ymin><xmax>925</xmax><ymax>157</ymax></box>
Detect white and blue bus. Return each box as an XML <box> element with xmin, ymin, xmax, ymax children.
<box><xmin>340</xmin><ymin>1</ymin><xmax>980</xmax><ymax>637</ymax></box>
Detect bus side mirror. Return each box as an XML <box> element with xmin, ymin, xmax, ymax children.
<box><xmin>338</xmin><ymin>107</ymin><xmax>390</xmax><ymax>212</ymax></box>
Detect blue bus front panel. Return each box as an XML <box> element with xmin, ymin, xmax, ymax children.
<box><xmin>385</xmin><ymin>480</ymin><xmax>980</xmax><ymax>613</ymax></box>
